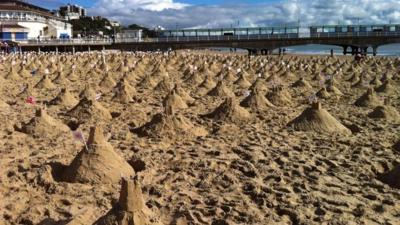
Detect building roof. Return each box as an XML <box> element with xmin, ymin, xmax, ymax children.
<box><xmin>0</xmin><ymin>0</ymin><xmax>66</xmax><ymax>21</ymax></box>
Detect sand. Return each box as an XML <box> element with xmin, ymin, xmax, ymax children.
<box><xmin>0</xmin><ymin>51</ymin><xmax>400</xmax><ymax>225</ymax></box>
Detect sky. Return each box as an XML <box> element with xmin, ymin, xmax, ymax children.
<box><xmin>30</xmin><ymin>0</ymin><xmax>400</xmax><ymax>29</ymax></box>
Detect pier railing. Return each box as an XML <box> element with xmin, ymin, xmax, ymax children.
<box><xmin>2</xmin><ymin>31</ymin><xmax>400</xmax><ymax>46</ymax></box>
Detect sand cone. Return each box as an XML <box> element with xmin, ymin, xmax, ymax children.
<box><xmin>134</xmin><ymin>108</ymin><xmax>207</xmax><ymax>138</ymax></box>
<box><xmin>34</xmin><ymin>75</ymin><xmax>56</xmax><ymax>89</ymax></box>
<box><xmin>49</xmin><ymin>88</ymin><xmax>79</xmax><ymax>108</ymax></box>
<box><xmin>112</xmin><ymin>80</ymin><xmax>135</xmax><ymax>104</ymax></box>
<box><xmin>375</xmin><ymin>80</ymin><xmax>395</xmax><ymax>94</ymax></box>
<box><xmin>205</xmin><ymin>97</ymin><xmax>251</xmax><ymax>122</ymax></box>
<box><xmin>207</xmin><ymin>80</ymin><xmax>235</xmax><ymax>98</ymax></box>
<box><xmin>99</xmin><ymin>73</ymin><xmax>117</xmax><ymax>92</ymax></box>
<box><xmin>354</xmin><ymin>88</ymin><xmax>381</xmax><ymax>107</ymax></box>
<box><xmin>5</xmin><ymin>67</ymin><xmax>20</xmax><ymax>81</ymax></box>
<box><xmin>250</xmin><ymin>78</ymin><xmax>268</xmax><ymax>93</ymax></box>
<box><xmin>234</xmin><ymin>73</ymin><xmax>252</xmax><ymax>89</ymax></box>
<box><xmin>266</xmin><ymin>87</ymin><xmax>292</xmax><ymax>107</ymax></box>
<box><xmin>288</xmin><ymin>102</ymin><xmax>351</xmax><ymax>135</ymax></box>
<box><xmin>94</xmin><ymin>178</ymin><xmax>163</xmax><ymax>225</ymax></box>
<box><xmin>393</xmin><ymin>140</ymin><xmax>400</xmax><ymax>152</ymax></box>
<box><xmin>292</xmin><ymin>77</ymin><xmax>312</xmax><ymax>89</ymax></box>
<box><xmin>378</xmin><ymin>165</ymin><xmax>400</xmax><ymax>189</ymax></box>
<box><xmin>240</xmin><ymin>89</ymin><xmax>274</xmax><ymax>112</ymax></box>
<box><xmin>20</xmin><ymin>108</ymin><xmax>70</xmax><ymax>138</ymax></box>
<box><xmin>174</xmin><ymin>85</ymin><xmax>195</xmax><ymax>104</ymax></box>
<box><xmin>163</xmin><ymin>90</ymin><xmax>188</xmax><ymax>110</ymax></box>
<box><xmin>368</xmin><ymin>105</ymin><xmax>400</xmax><ymax>122</ymax></box>
<box><xmin>62</xmin><ymin>126</ymin><xmax>134</xmax><ymax>184</ymax></box>
<box><xmin>68</xmin><ymin>97</ymin><xmax>112</xmax><ymax>122</ymax></box>
<box><xmin>316</xmin><ymin>87</ymin><xmax>332</xmax><ymax>99</ymax></box>
<box><xmin>154</xmin><ymin>78</ymin><xmax>174</xmax><ymax>93</ymax></box>
<box><xmin>79</xmin><ymin>86</ymin><xmax>97</xmax><ymax>100</ymax></box>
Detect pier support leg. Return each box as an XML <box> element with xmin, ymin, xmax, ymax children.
<box><xmin>88</xmin><ymin>46</ymin><xmax>91</xmax><ymax>53</ymax></box>
<box><xmin>72</xmin><ymin>46</ymin><xmax>75</xmax><ymax>54</ymax></box>
<box><xmin>372</xmin><ymin>46</ymin><xmax>377</xmax><ymax>56</ymax></box>
<box><xmin>38</xmin><ymin>47</ymin><xmax>41</xmax><ymax>53</ymax></box>
<box><xmin>102</xmin><ymin>46</ymin><xmax>106</xmax><ymax>51</ymax></box>
<box><xmin>279</xmin><ymin>48</ymin><xmax>282</xmax><ymax>56</ymax></box>
<box><xmin>343</xmin><ymin>46</ymin><xmax>348</xmax><ymax>55</ymax></box>
<box><xmin>55</xmin><ymin>46</ymin><xmax>58</xmax><ymax>54</ymax></box>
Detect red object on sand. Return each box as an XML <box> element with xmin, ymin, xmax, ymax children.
<box><xmin>26</xmin><ymin>96</ymin><xmax>36</xmax><ymax>105</ymax></box>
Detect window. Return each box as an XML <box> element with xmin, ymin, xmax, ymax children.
<box><xmin>248</xmin><ymin>29</ymin><xmax>259</xmax><ymax>35</ymax></box>
<box><xmin>342</xmin><ymin>27</ymin><xmax>348</xmax><ymax>32</ymax></box>
<box><xmin>366</xmin><ymin>27</ymin><xmax>372</xmax><ymax>32</ymax></box>
<box><xmin>317</xmin><ymin>27</ymin><xmax>323</xmax><ymax>32</ymax></box>
<box><xmin>353</xmin><ymin>27</ymin><xmax>360</xmax><ymax>32</ymax></box>
<box><xmin>389</xmin><ymin>26</ymin><xmax>396</xmax><ymax>32</ymax></box>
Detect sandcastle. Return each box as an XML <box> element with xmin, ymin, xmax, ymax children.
<box><xmin>204</xmin><ymin>97</ymin><xmax>251</xmax><ymax>122</ymax></box>
<box><xmin>62</xmin><ymin>126</ymin><xmax>134</xmax><ymax>184</ymax></box>
<box><xmin>94</xmin><ymin>178</ymin><xmax>163</xmax><ymax>225</ymax></box>
<box><xmin>20</xmin><ymin>108</ymin><xmax>71</xmax><ymax>138</ymax></box>
<box><xmin>288</xmin><ymin>102</ymin><xmax>351</xmax><ymax>135</ymax></box>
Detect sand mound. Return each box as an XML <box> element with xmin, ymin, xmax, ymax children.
<box><xmin>163</xmin><ymin>89</ymin><xmax>188</xmax><ymax>110</ymax></box>
<box><xmin>62</xmin><ymin>126</ymin><xmax>134</xmax><ymax>184</ymax></box>
<box><xmin>378</xmin><ymin>165</ymin><xmax>400</xmax><ymax>188</ymax></box>
<box><xmin>134</xmin><ymin>108</ymin><xmax>207</xmax><ymax>138</ymax></box>
<box><xmin>207</xmin><ymin>80</ymin><xmax>235</xmax><ymax>98</ymax></box>
<box><xmin>112</xmin><ymin>80</ymin><xmax>135</xmax><ymax>104</ymax></box>
<box><xmin>240</xmin><ymin>89</ymin><xmax>274</xmax><ymax>112</ymax></box>
<box><xmin>79</xmin><ymin>86</ymin><xmax>98</xmax><ymax>100</ymax></box>
<box><xmin>316</xmin><ymin>87</ymin><xmax>332</xmax><ymax>99</ymax></box>
<box><xmin>99</xmin><ymin>73</ymin><xmax>117</xmax><ymax>92</ymax></box>
<box><xmin>94</xmin><ymin>178</ymin><xmax>162</xmax><ymax>225</ymax></box>
<box><xmin>375</xmin><ymin>80</ymin><xmax>395</xmax><ymax>94</ymax></box>
<box><xmin>20</xmin><ymin>108</ymin><xmax>70</xmax><ymax>138</ymax></box>
<box><xmin>174</xmin><ymin>85</ymin><xmax>195</xmax><ymax>104</ymax></box>
<box><xmin>68</xmin><ymin>97</ymin><xmax>112</xmax><ymax>122</ymax></box>
<box><xmin>288</xmin><ymin>102</ymin><xmax>351</xmax><ymax>135</ymax></box>
<box><xmin>154</xmin><ymin>78</ymin><xmax>174</xmax><ymax>93</ymax></box>
<box><xmin>234</xmin><ymin>73</ymin><xmax>252</xmax><ymax>88</ymax></box>
<box><xmin>198</xmin><ymin>75</ymin><xmax>216</xmax><ymax>90</ymax></box>
<box><xmin>354</xmin><ymin>88</ymin><xmax>381</xmax><ymax>107</ymax></box>
<box><xmin>34</xmin><ymin>75</ymin><xmax>56</xmax><ymax>89</ymax></box>
<box><xmin>205</xmin><ymin>97</ymin><xmax>251</xmax><ymax>122</ymax></box>
<box><xmin>266</xmin><ymin>87</ymin><xmax>292</xmax><ymax>107</ymax></box>
<box><xmin>49</xmin><ymin>88</ymin><xmax>79</xmax><ymax>108</ymax></box>
<box><xmin>394</xmin><ymin>140</ymin><xmax>400</xmax><ymax>152</ymax></box>
<box><xmin>250</xmin><ymin>78</ymin><xmax>268</xmax><ymax>92</ymax></box>
<box><xmin>291</xmin><ymin>77</ymin><xmax>312</xmax><ymax>89</ymax></box>
<box><xmin>368</xmin><ymin>105</ymin><xmax>400</xmax><ymax>122</ymax></box>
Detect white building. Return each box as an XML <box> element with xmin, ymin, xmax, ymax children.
<box><xmin>116</xmin><ymin>30</ymin><xmax>143</xmax><ymax>42</ymax></box>
<box><xmin>59</xmin><ymin>4</ymin><xmax>86</xmax><ymax>21</ymax></box>
<box><xmin>0</xmin><ymin>0</ymin><xmax>72</xmax><ymax>41</ymax></box>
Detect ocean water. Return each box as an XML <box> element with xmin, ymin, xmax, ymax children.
<box><xmin>284</xmin><ymin>44</ymin><xmax>400</xmax><ymax>56</ymax></box>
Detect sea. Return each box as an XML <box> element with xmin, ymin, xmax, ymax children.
<box><xmin>284</xmin><ymin>44</ymin><xmax>400</xmax><ymax>57</ymax></box>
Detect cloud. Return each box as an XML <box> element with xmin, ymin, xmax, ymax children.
<box><xmin>88</xmin><ymin>0</ymin><xmax>400</xmax><ymax>29</ymax></box>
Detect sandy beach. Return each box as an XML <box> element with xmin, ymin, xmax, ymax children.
<box><xmin>0</xmin><ymin>51</ymin><xmax>399</xmax><ymax>225</ymax></box>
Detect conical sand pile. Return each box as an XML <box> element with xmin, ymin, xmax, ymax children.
<box><xmin>368</xmin><ymin>105</ymin><xmax>400</xmax><ymax>122</ymax></box>
<box><xmin>375</xmin><ymin>80</ymin><xmax>395</xmax><ymax>94</ymax></box>
<box><xmin>133</xmin><ymin>108</ymin><xmax>207</xmax><ymax>138</ymax></box>
<box><xmin>378</xmin><ymin>165</ymin><xmax>400</xmax><ymax>188</ymax></box>
<box><xmin>354</xmin><ymin>88</ymin><xmax>381</xmax><ymax>107</ymax></box>
<box><xmin>68</xmin><ymin>97</ymin><xmax>112</xmax><ymax>122</ymax></box>
<box><xmin>394</xmin><ymin>140</ymin><xmax>400</xmax><ymax>152</ymax></box>
<box><xmin>34</xmin><ymin>75</ymin><xmax>56</xmax><ymax>89</ymax></box>
<box><xmin>266</xmin><ymin>87</ymin><xmax>292</xmax><ymax>107</ymax></box>
<box><xmin>288</xmin><ymin>102</ymin><xmax>351</xmax><ymax>135</ymax></box>
<box><xmin>292</xmin><ymin>77</ymin><xmax>312</xmax><ymax>89</ymax></box>
<box><xmin>205</xmin><ymin>97</ymin><xmax>251</xmax><ymax>122</ymax></box>
<box><xmin>174</xmin><ymin>85</ymin><xmax>195</xmax><ymax>104</ymax></box>
<box><xmin>316</xmin><ymin>87</ymin><xmax>332</xmax><ymax>99</ymax></box>
<box><xmin>99</xmin><ymin>73</ymin><xmax>117</xmax><ymax>92</ymax></box>
<box><xmin>94</xmin><ymin>178</ymin><xmax>163</xmax><ymax>225</ymax></box>
<box><xmin>20</xmin><ymin>108</ymin><xmax>70</xmax><ymax>138</ymax></box>
<box><xmin>207</xmin><ymin>80</ymin><xmax>235</xmax><ymax>98</ymax></box>
<box><xmin>234</xmin><ymin>73</ymin><xmax>252</xmax><ymax>88</ymax></box>
<box><xmin>62</xmin><ymin>126</ymin><xmax>134</xmax><ymax>184</ymax></box>
<box><xmin>49</xmin><ymin>88</ymin><xmax>79</xmax><ymax>108</ymax></box>
<box><xmin>79</xmin><ymin>86</ymin><xmax>97</xmax><ymax>100</ymax></box>
<box><xmin>240</xmin><ymin>90</ymin><xmax>274</xmax><ymax>112</ymax></box>
<box><xmin>163</xmin><ymin>90</ymin><xmax>188</xmax><ymax>110</ymax></box>
<box><xmin>112</xmin><ymin>80</ymin><xmax>135</xmax><ymax>104</ymax></box>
